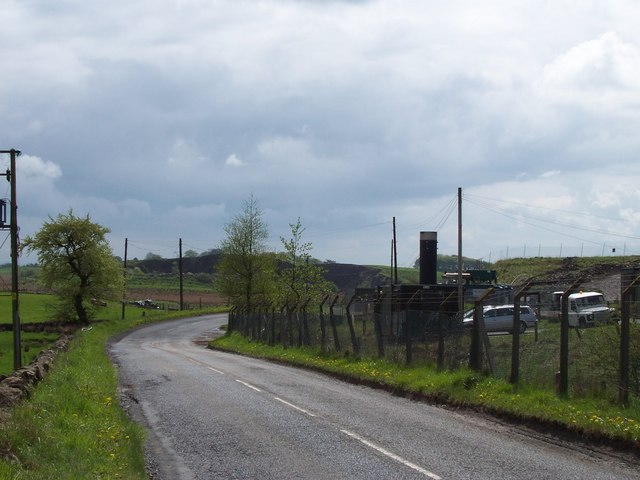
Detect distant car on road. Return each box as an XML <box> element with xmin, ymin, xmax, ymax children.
<box><xmin>131</xmin><ymin>299</ymin><xmax>160</xmax><ymax>309</ymax></box>
<box><xmin>463</xmin><ymin>305</ymin><xmax>538</xmax><ymax>334</ymax></box>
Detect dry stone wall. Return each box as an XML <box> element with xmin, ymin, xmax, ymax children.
<box><xmin>0</xmin><ymin>335</ymin><xmax>72</xmax><ymax>408</ymax></box>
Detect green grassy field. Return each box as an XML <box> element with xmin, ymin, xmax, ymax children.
<box><xmin>0</xmin><ymin>293</ymin><xmax>61</xmax><ymax>324</ymax></box>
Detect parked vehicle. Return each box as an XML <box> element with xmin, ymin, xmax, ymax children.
<box><xmin>131</xmin><ymin>298</ymin><xmax>160</xmax><ymax>309</ymax></box>
<box><xmin>552</xmin><ymin>291</ymin><xmax>612</xmax><ymax>328</ymax></box>
<box><xmin>463</xmin><ymin>305</ymin><xmax>538</xmax><ymax>334</ymax></box>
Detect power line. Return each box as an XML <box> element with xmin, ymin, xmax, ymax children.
<box><xmin>464</xmin><ymin>194</ymin><xmax>640</xmax><ymax>244</ymax></box>
<box><xmin>304</xmin><ymin>220</ymin><xmax>392</xmax><ymax>239</ymax></box>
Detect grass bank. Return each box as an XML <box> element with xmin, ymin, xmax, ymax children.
<box><xmin>0</xmin><ymin>306</ymin><xmax>227</xmax><ymax>479</ymax></box>
<box><xmin>211</xmin><ymin>332</ymin><xmax>640</xmax><ymax>452</ymax></box>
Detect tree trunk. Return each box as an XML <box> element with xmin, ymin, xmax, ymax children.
<box><xmin>75</xmin><ymin>293</ymin><xmax>88</xmax><ymax>324</ymax></box>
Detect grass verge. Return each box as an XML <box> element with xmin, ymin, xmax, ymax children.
<box><xmin>211</xmin><ymin>332</ymin><xmax>640</xmax><ymax>453</ymax></box>
<box><xmin>0</xmin><ymin>306</ymin><xmax>227</xmax><ymax>479</ymax></box>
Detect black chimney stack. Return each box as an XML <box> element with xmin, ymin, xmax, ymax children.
<box><xmin>419</xmin><ymin>231</ymin><xmax>437</xmax><ymax>285</ymax></box>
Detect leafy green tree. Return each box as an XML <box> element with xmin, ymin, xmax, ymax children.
<box><xmin>184</xmin><ymin>249</ymin><xmax>199</xmax><ymax>258</ymax></box>
<box><xmin>278</xmin><ymin>218</ymin><xmax>333</xmax><ymax>306</ymax></box>
<box><xmin>21</xmin><ymin>210</ymin><xmax>123</xmax><ymax>324</ymax></box>
<box><xmin>216</xmin><ymin>195</ymin><xmax>275</xmax><ymax>311</ymax></box>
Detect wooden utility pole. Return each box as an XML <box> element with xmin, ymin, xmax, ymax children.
<box><xmin>122</xmin><ymin>238</ymin><xmax>128</xmax><ymax>319</ymax></box>
<box><xmin>178</xmin><ymin>238</ymin><xmax>184</xmax><ymax>310</ymax></box>
<box><xmin>392</xmin><ymin>217</ymin><xmax>398</xmax><ymax>284</ymax></box>
<box><xmin>1</xmin><ymin>149</ymin><xmax>21</xmax><ymax>369</ymax></box>
<box><xmin>457</xmin><ymin>187</ymin><xmax>464</xmax><ymax>313</ymax></box>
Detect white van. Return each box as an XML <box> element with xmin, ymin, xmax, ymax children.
<box><xmin>553</xmin><ymin>291</ymin><xmax>612</xmax><ymax>327</ymax></box>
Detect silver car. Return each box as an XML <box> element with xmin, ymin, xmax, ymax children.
<box><xmin>463</xmin><ymin>305</ymin><xmax>538</xmax><ymax>334</ymax></box>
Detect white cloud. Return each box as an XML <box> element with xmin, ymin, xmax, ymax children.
<box><xmin>619</xmin><ymin>208</ymin><xmax>640</xmax><ymax>226</ymax></box>
<box><xmin>225</xmin><ymin>154</ymin><xmax>244</xmax><ymax>167</ymax></box>
<box><xmin>541</xmin><ymin>32</ymin><xmax>640</xmax><ymax>110</ymax></box>
<box><xmin>17</xmin><ymin>155</ymin><xmax>62</xmax><ymax>180</ymax></box>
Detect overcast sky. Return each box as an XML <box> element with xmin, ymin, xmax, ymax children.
<box><xmin>2</xmin><ymin>0</ymin><xmax>640</xmax><ymax>267</ymax></box>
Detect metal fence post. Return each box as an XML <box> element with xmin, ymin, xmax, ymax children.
<box><xmin>319</xmin><ymin>295</ymin><xmax>329</xmax><ymax>354</ymax></box>
<box><xmin>329</xmin><ymin>295</ymin><xmax>341</xmax><ymax>352</ymax></box>
<box><xmin>279</xmin><ymin>304</ymin><xmax>288</xmax><ymax>346</ymax></box>
<box><xmin>470</xmin><ymin>288</ymin><xmax>493</xmax><ymax>372</ymax></box>
<box><xmin>619</xmin><ymin>268</ymin><xmax>640</xmax><ymax>405</ymax></box>
<box><xmin>510</xmin><ymin>280</ymin><xmax>533</xmax><ymax>384</ymax></box>
<box><xmin>345</xmin><ymin>293</ymin><xmax>360</xmax><ymax>356</ymax></box>
<box><xmin>438</xmin><ymin>291</ymin><xmax>456</xmax><ymax>371</ymax></box>
<box><xmin>559</xmin><ymin>279</ymin><xmax>583</xmax><ymax>397</ymax></box>
<box><xmin>373</xmin><ymin>291</ymin><xmax>385</xmax><ymax>358</ymax></box>
<box><xmin>302</xmin><ymin>298</ymin><xmax>311</xmax><ymax>346</ymax></box>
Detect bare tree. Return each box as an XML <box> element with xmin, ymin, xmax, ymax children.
<box><xmin>278</xmin><ymin>217</ymin><xmax>333</xmax><ymax>306</ymax></box>
<box><xmin>216</xmin><ymin>195</ymin><xmax>275</xmax><ymax>313</ymax></box>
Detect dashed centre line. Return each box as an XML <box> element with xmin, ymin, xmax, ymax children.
<box><xmin>235</xmin><ymin>380</ymin><xmax>262</xmax><ymax>392</ymax></box>
<box><xmin>160</xmin><ymin>343</ymin><xmax>443</xmax><ymax>479</ymax></box>
<box><xmin>273</xmin><ymin>397</ymin><xmax>316</xmax><ymax>417</ymax></box>
<box><xmin>341</xmin><ymin>429</ymin><xmax>442</xmax><ymax>479</ymax></box>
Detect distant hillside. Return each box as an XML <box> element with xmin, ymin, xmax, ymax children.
<box><xmin>493</xmin><ymin>256</ymin><xmax>640</xmax><ymax>302</ymax></box>
<box><xmin>493</xmin><ymin>256</ymin><xmax>640</xmax><ymax>285</ymax></box>
<box><xmin>131</xmin><ymin>253</ymin><xmax>220</xmax><ymax>275</ymax></box>
<box><xmin>130</xmin><ymin>254</ymin><xmax>387</xmax><ymax>293</ymax></box>
<box><xmin>134</xmin><ymin>253</ymin><xmax>640</xmax><ymax>296</ymax></box>
<box><xmin>127</xmin><ymin>254</ymin><xmax>463</xmax><ymax>293</ymax></box>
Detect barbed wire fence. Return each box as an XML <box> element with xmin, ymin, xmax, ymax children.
<box><xmin>229</xmin><ymin>270</ymin><xmax>640</xmax><ymax>405</ymax></box>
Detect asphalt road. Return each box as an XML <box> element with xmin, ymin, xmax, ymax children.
<box><xmin>109</xmin><ymin>314</ymin><xmax>640</xmax><ymax>480</ymax></box>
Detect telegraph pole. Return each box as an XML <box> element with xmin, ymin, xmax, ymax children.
<box><xmin>122</xmin><ymin>238</ymin><xmax>128</xmax><ymax>319</ymax></box>
<box><xmin>179</xmin><ymin>238</ymin><xmax>184</xmax><ymax>311</ymax></box>
<box><xmin>457</xmin><ymin>187</ymin><xmax>464</xmax><ymax>313</ymax></box>
<box><xmin>392</xmin><ymin>217</ymin><xmax>398</xmax><ymax>284</ymax></box>
<box><xmin>1</xmin><ymin>149</ymin><xmax>22</xmax><ymax>370</ymax></box>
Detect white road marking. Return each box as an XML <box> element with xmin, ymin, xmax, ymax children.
<box><xmin>273</xmin><ymin>397</ymin><xmax>316</xmax><ymax>417</ymax></box>
<box><xmin>236</xmin><ymin>380</ymin><xmax>262</xmax><ymax>392</ymax></box>
<box><xmin>340</xmin><ymin>429</ymin><xmax>442</xmax><ymax>479</ymax></box>
<box><xmin>154</xmin><ymin>340</ymin><xmax>439</xmax><ymax>478</ymax></box>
